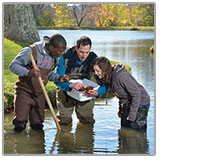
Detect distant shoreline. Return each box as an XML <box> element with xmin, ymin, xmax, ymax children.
<box><xmin>37</xmin><ymin>26</ymin><xmax>154</xmax><ymax>31</ymax></box>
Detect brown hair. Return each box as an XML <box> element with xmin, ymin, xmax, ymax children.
<box><xmin>92</xmin><ymin>56</ymin><xmax>112</xmax><ymax>85</ymax></box>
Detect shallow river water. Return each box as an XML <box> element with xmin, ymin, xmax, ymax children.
<box><xmin>4</xmin><ymin>30</ymin><xmax>155</xmax><ymax>155</ymax></box>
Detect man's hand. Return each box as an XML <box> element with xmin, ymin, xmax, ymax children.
<box><xmin>28</xmin><ymin>69</ymin><xmax>41</xmax><ymax>78</ymax></box>
<box><xmin>83</xmin><ymin>90</ymin><xmax>98</xmax><ymax>97</ymax></box>
<box><xmin>59</xmin><ymin>74</ymin><xmax>70</xmax><ymax>82</ymax></box>
<box><xmin>69</xmin><ymin>82</ymin><xmax>86</xmax><ymax>91</ymax></box>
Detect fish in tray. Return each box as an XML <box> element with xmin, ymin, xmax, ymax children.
<box><xmin>79</xmin><ymin>86</ymin><xmax>94</xmax><ymax>92</ymax></box>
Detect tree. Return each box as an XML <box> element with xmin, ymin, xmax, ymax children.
<box><xmin>106</xmin><ymin>4</ymin><xmax>128</xmax><ymax>26</ymax></box>
<box><xmin>140</xmin><ymin>4</ymin><xmax>154</xmax><ymax>26</ymax></box>
<box><xmin>89</xmin><ymin>4</ymin><xmax>112</xmax><ymax>27</ymax></box>
<box><xmin>4</xmin><ymin>4</ymin><xmax>40</xmax><ymax>43</ymax></box>
<box><xmin>52</xmin><ymin>4</ymin><xmax>74</xmax><ymax>28</ymax></box>
<box><xmin>89</xmin><ymin>4</ymin><xmax>129</xmax><ymax>27</ymax></box>
<box><xmin>31</xmin><ymin>4</ymin><xmax>46</xmax><ymax>20</ymax></box>
<box><xmin>31</xmin><ymin>4</ymin><xmax>55</xmax><ymax>27</ymax></box>
<box><xmin>70</xmin><ymin>4</ymin><xmax>92</xmax><ymax>27</ymax></box>
<box><xmin>127</xmin><ymin>4</ymin><xmax>154</xmax><ymax>27</ymax></box>
<box><xmin>37</xmin><ymin>10</ymin><xmax>55</xmax><ymax>27</ymax></box>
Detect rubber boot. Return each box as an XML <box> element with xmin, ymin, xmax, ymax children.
<box><xmin>13</xmin><ymin>120</ymin><xmax>27</xmax><ymax>132</ymax></box>
<box><xmin>30</xmin><ymin>123</ymin><xmax>44</xmax><ymax>130</ymax></box>
<box><xmin>79</xmin><ymin>117</ymin><xmax>95</xmax><ymax>124</ymax></box>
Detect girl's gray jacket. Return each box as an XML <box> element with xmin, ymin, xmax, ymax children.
<box><xmin>9</xmin><ymin>41</ymin><xmax>61</xmax><ymax>82</ymax></box>
<box><xmin>111</xmin><ymin>64</ymin><xmax>150</xmax><ymax>121</ymax></box>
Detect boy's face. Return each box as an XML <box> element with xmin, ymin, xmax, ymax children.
<box><xmin>50</xmin><ymin>45</ymin><xmax>66</xmax><ymax>58</ymax></box>
<box><xmin>76</xmin><ymin>44</ymin><xmax>91</xmax><ymax>61</ymax></box>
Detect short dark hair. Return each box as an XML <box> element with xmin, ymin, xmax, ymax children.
<box><xmin>76</xmin><ymin>36</ymin><xmax>92</xmax><ymax>49</ymax></box>
<box><xmin>49</xmin><ymin>34</ymin><xmax>67</xmax><ymax>48</ymax></box>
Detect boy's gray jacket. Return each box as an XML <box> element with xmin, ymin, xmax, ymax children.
<box><xmin>9</xmin><ymin>41</ymin><xmax>60</xmax><ymax>82</ymax></box>
<box><xmin>111</xmin><ymin>64</ymin><xmax>150</xmax><ymax>121</ymax></box>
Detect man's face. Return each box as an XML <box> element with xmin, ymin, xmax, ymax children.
<box><xmin>76</xmin><ymin>44</ymin><xmax>91</xmax><ymax>61</ymax></box>
<box><xmin>50</xmin><ymin>45</ymin><xmax>66</xmax><ymax>58</ymax></box>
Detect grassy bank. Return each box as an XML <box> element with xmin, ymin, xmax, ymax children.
<box><xmin>4</xmin><ymin>38</ymin><xmax>131</xmax><ymax>111</ymax></box>
<box><xmin>38</xmin><ymin>26</ymin><xmax>154</xmax><ymax>31</ymax></box>
<box><xmin>150</xmin><ymin>45</ymin><xmax>154</xmax><ymax>56</ymax></box>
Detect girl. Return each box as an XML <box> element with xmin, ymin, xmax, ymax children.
<box><xmin>85</xmin><ymin>56</ymin><xmax>150</xmax><ymax>130</ymax></box>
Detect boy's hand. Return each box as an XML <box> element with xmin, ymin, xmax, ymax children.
<box><xmin>59</xmin><ymin>74</ymin><xmax>70</xmax><ymax>82</ymax></box>
<box><xmin>28</xmin><ymin>69</ymin><xmax>41</xmax><ymax>78</ymax></box>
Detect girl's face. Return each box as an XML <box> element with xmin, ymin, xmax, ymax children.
<box><xmin>93</xmin><ymin>65</ymin><xmax>104</xmax><ymax>79</ymax></box>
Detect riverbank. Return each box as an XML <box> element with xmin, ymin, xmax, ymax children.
<box><xmin>4</xmin><ymin>38</ymin><xmax>131</xmax><ymax>111</ymax></box>
<box><xmin>150</xmin><ymin>45</ymin><xmax>154</xmax><ymax>56</ymax></box>
<box><xmin>37</xmin><ymin>26</ymin><xmax>154</xmax><ymax>31</ymax></box>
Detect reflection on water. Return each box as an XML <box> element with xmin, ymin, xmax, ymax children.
<box><xmin>118</xmin><ymin>127</ymin><xmax>148</xmax><ymax>154</ymax></box>
<box><xmin>4</xmin><ymin>30</ymin><xmax>154</xmax><ymax>155</ymax></box>
<box><xmin>56</xmin><ymin>123</ymin><xmax>94</xmax><ymax>154</ymax></box>
<box><xmin>4</xmin><ymin>113</ymin><xmax>45</xmax><ymax>154</ymax></box>
<box><xmin>4</xmin><ymin>105</ymin><xmax>150</xmax><ymax>155</ymax></box>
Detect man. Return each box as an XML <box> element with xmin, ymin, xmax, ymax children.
<box><xmin>55</xmin><ymin>36</ymin><xmax>99</xmax><ymax>125</ymax></box>
<box><xmin>9</xmin><ymin>34</ymin><xmax>69</xmax><ymax>132</ymax></box>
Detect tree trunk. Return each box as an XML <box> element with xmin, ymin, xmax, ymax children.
<box><xmin>4</xmin><ymin>4</ymin><xmax>40</xmax><ymax>43</ymax></box>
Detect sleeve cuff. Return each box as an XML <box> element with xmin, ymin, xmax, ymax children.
<box><xmin>25</xmin><ymin>69</ymin><xmax>30</xmax><ymax>77</ymax></box>
<box><xmin>54</xmin><ymin>74</ymin><xmax>60</xmax><ymax>82</ymax></box>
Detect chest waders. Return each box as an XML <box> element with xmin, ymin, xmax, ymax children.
<box><xmin>119</xmin><ymin>102</ymin><xmax>150</xmax><ymax>131</ymax></box>
<box><xmin>13</xmin><ymin>45</ymin><xmax>55</xmax><ymax>132</ymax></box>
<box><xmin>56</xmin><ymin>49</ymin><xmax>96</xmax><ymax>125</ymax></box>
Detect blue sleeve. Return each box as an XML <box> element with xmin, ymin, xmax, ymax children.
<box><xmin>95</xmin><ymin>76</ymin><xmax>110</xmax><ymax>98</ymax></box>
<box><xmin>56</xmin><ymin>56</ymin><xmax>66</xmax><ymax>76</ymax></box>
<box><xmin>96</xmin><ymin>83</ymin><xmax>108</xmax><ymax>98</ymax></box>
<box><xmin>54</xmin><ymin>56</ymin><xmax>72</xmax><ymax>92</ymax></box>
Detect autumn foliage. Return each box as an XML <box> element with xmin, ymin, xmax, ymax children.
<box><xmin>37</xmin><ymin>4</ymin><xmax>154</xmax><ymax>28</ymax></box>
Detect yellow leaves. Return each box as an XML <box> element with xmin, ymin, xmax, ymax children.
<box><xmin>53</xmin><ymin>4</ymin><xmax>75</xmax><ymax>27</ymax></box>
<box><xmin>90</xmin><ymin>4</ymin><xmax>122</xmax><ymax>27</ymax></box>
<box><xmin>51</xmin><ymin>4</ymin><xmax>154</xmax><ymax>28</ymax></box>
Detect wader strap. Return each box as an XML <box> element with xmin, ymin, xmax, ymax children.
<box><xmin>54</xmin><ymin>57</ymin><xmax>58</xmax><ymax>65</ymax></box>
<box><xmin>29</xmin><ymin>45</ymin><xmax>37</xmax><ymax>63</ymax></box>
<box><xmin>29</xmin><ymin>45</ymin><xmax>38</xmax><ymax>94</ymax></box>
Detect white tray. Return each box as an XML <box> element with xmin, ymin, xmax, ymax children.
<box><xmin>67</xmin><ymin>78</ymin><xmax>100</xmax><ymax>102</ymax></box>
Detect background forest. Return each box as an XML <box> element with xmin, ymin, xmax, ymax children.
<box><xmin>34</xmin><ymin>4</ymin><xmax>154</xmax><ymax>29</ymax></box>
